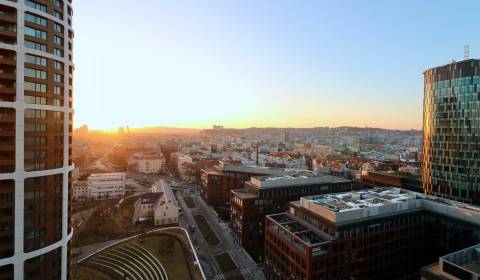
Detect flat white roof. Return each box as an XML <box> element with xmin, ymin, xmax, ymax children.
<box><xmin>298</xmin><ymin>188</ymin><xmax>480</xmax><ymax>225</ymax></box>
<box><xmin>250</xmin><ymin>174</ymin><xmax>350</xmax><ymax>189</ymax></box>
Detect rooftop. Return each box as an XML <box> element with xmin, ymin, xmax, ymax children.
<box><xmin>140</xmin><ymin>192</ymin><xmax>163</xmax><ymax>204</ymax></box>
<box><xmin>250</xmin><ymin>173</ymin><xmax>350</xmax><ymax>189</ymax></box>
<box><xmin>424</xmin><ymin>244</ymin><xmax>480</xmax><ymax>279</ymax></box>
<box><xmin>231</xmin><ymin>188</ymin><xmax>258</xmax><ymax>199</ymax></box>
<box><xmin>442</xmin><ymin>244</ymin><xmax>480</xmax><ymax>277</ymax></box>
<box><xmin>297</xmin><ymin>187</ymin><xmax>480</xmax><ymax>225</ymax></box>
<box><xmin>267</xmin><ymin>213</ymin><xmax>333</xmax><ymax>256</ymax></box>
<box><xmin>88</xmin><ymin>172</ymin><xmax>126</xmax><ymax>178</ymax></box>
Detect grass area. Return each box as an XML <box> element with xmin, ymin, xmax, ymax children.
<box><xmin>138</xmin><ymin>235</ymin><xmax>193</xmax><ymax>280</ymax></box>
<box><xmin>193</xmin><ymin>215</ymin><xmax>219</xmax><ymax>246</ymax></box>
<box><xmin>184</xmin><ymin>197</ymin><xmax>196</xmax><ymax>208</ymax></box>
<box><xmin>215</xmin><ymin>253</ymin><xmax>237</xmax><ymax>272</ymax></box>
<box><xmin>72</xmin><ymin>197</ymin><xmax>137</xmax><ymax>248</ymax></box>
<box><xmin>70</xmin><ymin>264</ymin><xmax>109</xmax><ymax>280</ymax></box>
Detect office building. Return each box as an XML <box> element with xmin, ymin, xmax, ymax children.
<box><xmin>0</xmin><ymin>0</ymin><xmax>74</xmax><ymax>279</ymax></box>
<box><xmin>423</xmin><ymin>59</ymin><xmax>480</xmax><ymax>204</ymax></box>
<box><xmin>86</xmin><ymin>173</ymin><xmax>125</xmax><ymax>200</ymax></box>
<box><xmin>230</xmin><ymin>173</ymin><xmax>351</xmax><ymax>260</ymax></box>
<box><xmin>357</xmin><ymin>170</ymin><xmax>422</xmax><ymax>192</ymax></box>
<box><xmin>200</xmin><ymin>161</ymin><xmax>286</xmax><ymax>208</ymax></box>
<box><xmin>265</xmin><ymin>188</ymin><xmax>480</xmax><ymax>279</ymax></box>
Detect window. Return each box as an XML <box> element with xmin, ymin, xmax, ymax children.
<box><xmin>25</xmin><ymin>109</ymin><xmax>46</xmax><ymax>119</ymax></box>
<box><xmin>54</xmin><ymin>61</ymin><xmax>63</xmax><ymax>70</ymax></box>
<box><xmin>25</xmin><ymin>27</ymin><xmax>47</xmax><ymax>40</ymax></box>
<box><xmin>54</xmin><ymin>0</ymin><xmax>62</xmax><ymax>8</ymax></box>
<box><xmin>54</xmin><ymin>74</ymin><xmax>62</xmax><ymax>83</ymax></box>
<box><xmin>25</xmin><ymin>82</ymin><xmax>46</xmax><ymax>93</ymax></box>
<box><xmin>25</xmin><ymin>68</ymin><xmax>47</xmax><ymax>80</ymax></box>
<box><xmin>54</xmin><ymin>23</ymin><xmax>63</xmax><ymax>33</ymax></box>
<box><xmin>25</xmin><ymin>40</ymin><xmax>47</xmax><ymax>52</ymax></box>
<box><xmin>54</xmin><ymin>36</ymin><xmax>63</xmax><ymax>45</ymax></box>
<box><xmin>53</xmin><ymin>49</ymin><xmax>63</xmax><ymax>57</ymax></box>
<box><xmin>54</xmin><ymin>11</ymin><xmax>63</xmax><ymax>20</ymax></box>
<box><xmin>25</xmin><ymin>96</ymin><xmax>46</xmax><ymax>105</ymax></box>
<box><xmin>54</xmin><ymin>86</ymin><xmax>62</xmax><ymax>95</ymax></box>
<box><xmin>25</xmin><ymin>54</ymin><xmax>47</xmax><ymax>66</ymax></box>
<box><xmin>25</xmin><ymin>0</ymin><xmax>47</xmax><ymax>13</ymax></box>
<box><xmin>25</xmin><ymin>13</ymin><xmax>47</xmax><ymax>27</ymax></box>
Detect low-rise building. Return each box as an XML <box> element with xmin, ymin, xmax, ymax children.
<box><xmin>265</xmin><ymin>188</ymin><xmax>480</xmax><ymax>279</ymax></box>
<box><xmin>230</xmin><ymin>173</ymin><xmax>351</xmax><ymax>261</ymax></box>
<box><xmin>132</xmin><ymin>180</ymin><xmax>179</xmax><ymax>226</ymax></box>
<box><xmin>87</xmin><ymin>172</ymin><xmax>126</xmax><ymax>200</ymax></box>
<box><xmin>130</xmin><ymin>155</ymin><xmax>166</xmax><ymax>174</ymax></box>
<box><xmin>72</xmin><ymin>180</ymin><xmax>88</xmax><ymax>201</ymax></box>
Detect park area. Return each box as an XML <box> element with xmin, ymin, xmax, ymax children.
<box><xmin>72</xmin><ymin>196</ymin><xmax>139</xmax><ymax>249</ymax></box>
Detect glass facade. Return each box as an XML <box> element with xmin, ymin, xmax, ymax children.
<box><xmin>423</xmin><ymin>59</ymin><xmax>480</xmax><ymax>205</ymax></box>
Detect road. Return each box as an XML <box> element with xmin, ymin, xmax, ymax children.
<box><xmin>178</xmin><ymin>192</ymin><xmax>265</xmax><ymax>280</ymax></box>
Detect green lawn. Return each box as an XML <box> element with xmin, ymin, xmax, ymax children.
<box><xmin>215</xmin><ymin>253</ymin><xmax>237</xmax><ymax>272</ymax></box>
<box><xmin>193</xmin><ymin>215</ymin><xmax>219</xmax><ymax>246</ymax></box>
<box><xmin>184</xmin><ymin>197</ymin><xmax>196</xmax><ymax>208</ymax></box>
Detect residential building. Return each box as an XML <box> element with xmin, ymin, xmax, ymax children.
<box><xmin>265</xmin><ymin>188</ymin><xmax>480</xmax><ymax>280</ymax></box>
<box><xmin>423</xmin><ymin>59</ymin><xmax>480</xmax><ymax>205</ymax></box>
<box><xmin>0</xmin><ymin>1</ymin><xmax>74</xmax><ymax>279</ymax></box>
<box><xmin>131</xmin><ymin>155</ymin><xmax>166</xmax><ymax>174</ymax></box>
<box><xmin>132</xmin><ymin>180</ymin><xmax>179</xmax><ymax>226</ymax></box>
<box><xmin>230</xmin><ymin>174</ymin><xmax>351</xmax><ymax>260</ymax></box>
<box><xmin>87</xmin><ymin>173</ymin><xmax>126</xmax><ymax>200</ymax></box>
<box><xmin>71</xmin><ymin>180</ymin><xmax>87</xmax><ymax>201</ymax></box>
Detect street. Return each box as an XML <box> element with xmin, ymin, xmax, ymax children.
<box><xmin>177</xmin><ymin>191</ymin><xmax>265</xmax><ymax>280</ymax></box>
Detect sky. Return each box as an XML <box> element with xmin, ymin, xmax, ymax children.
<box><xmin>74</xmin><ymin>0</ymin><xmax>480</xmax><ymax>131</ymax></box>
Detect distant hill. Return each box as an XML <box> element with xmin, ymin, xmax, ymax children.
<box><xmin>129</xmin><ymin>126</ymin><xmax>201</xmax><ymax>135</ymax></box>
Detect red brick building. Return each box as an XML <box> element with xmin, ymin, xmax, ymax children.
<box><xmin>230</xmin><ymin>174</ymin><xmax>351</xmax><ymax>261</ymax></box>
<box><xmin>265</xmin><ymin>188</ymin><xmax>480</xmax><ymax>280</ymax></box>
<box><xmin>200</xmin><ymin>162</ymin><xmax>286</xmax><ymax>208</ymax></box>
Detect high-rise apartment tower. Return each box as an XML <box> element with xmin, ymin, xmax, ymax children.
<box><xmin>423</xmin><ymin>59</ymin><xmax>480</xmax><ymax>205</ymax></box>
<box><xmin>0</xmin><ymin>0</ymin><xmax>74</xmax><ymax>279</ymax></box>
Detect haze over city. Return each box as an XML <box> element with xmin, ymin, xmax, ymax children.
<box><xmin>1</xmin><ymin>1</ymin><xmax>480</xmax><ymax>280</ymax></box>
<box><xmin>75</xmin><ymin>0</ymin><xmax>480</xmax><ymax>131</ymax></box>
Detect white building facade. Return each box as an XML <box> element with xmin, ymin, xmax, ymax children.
<box><xmin>134</xmin><ymin>157</ymin><xmax>166</xmax><ymax>174</ymax></box>
<box><xmin>87</xmin><ymin>172</ymin><xmax>126</xmax><ymax>200</ymax></box>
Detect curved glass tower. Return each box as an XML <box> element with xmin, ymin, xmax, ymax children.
<box><xmin>423</xmin><ymin>59</ymin><xmax>480</xmax><ymax>205</ymax></box>
<box><xmin>0</xmin><ymin>0</ymin><xmax>74</xmax><ymax>279</ymax></box>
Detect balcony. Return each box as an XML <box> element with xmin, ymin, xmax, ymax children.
<box><xmin>0</xmin><ymin>53</ymin><xmax>15</xmax><ymax>66</ymax></box>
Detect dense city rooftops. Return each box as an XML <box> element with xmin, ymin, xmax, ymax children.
<box><xmin>296</xmin><ymin>188</ymin><xmax>480</xmax><ymax>225</ymax></box>
<box><xmin>249</xmin><ymin>173</ymin><xmax>350</xmax><ymax>189</ymax></box>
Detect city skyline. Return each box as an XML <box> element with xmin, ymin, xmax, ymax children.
<box><xmin>74</xmin><ymin>0</ymin><xmax>480</xmax><ymax>130</ymax></box>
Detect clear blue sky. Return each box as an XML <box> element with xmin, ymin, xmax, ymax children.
<box><xmin>74</xmin><ymin>0</ymin><xmax>480</xmax><ymax>130</ymax></box>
